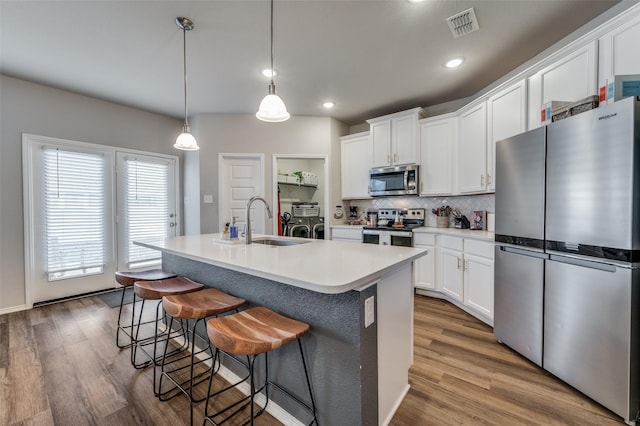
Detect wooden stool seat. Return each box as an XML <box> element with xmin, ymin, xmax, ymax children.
<box><xmin>134</xmin><ymin>277</ymin><xmax>204</xmax><ymax>300</ymax></box>
<box><xmin>203</xmin><ymin>306</ymin><xmax>317</xmax><ymax>425</ymax></box>
<box><xmin>206</xmin><ymin>306</ymin><xmax>310</xmax><ymax>356</ymax></box>
<box><xmin>163</xmin><ymin>288</ymin><xmax>245</xmax><ymax>320</ymax></box>
<box><xmin>115</xmin><ymin>269</ymin><xmax>176</xmax><ymax>287</ymax></box>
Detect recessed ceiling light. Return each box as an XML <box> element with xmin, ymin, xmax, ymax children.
<box><xmin>261</xmin><ymin>68</ymin><xmax>277</xmax><ymax>78</ymax></box>
<box><xmin>322</xmin><ymin>101</ymin><xmax>335</xmax><ymax>109</ymax></box>
<box><xmin>445</xmin><ymin>57</ymin><xmax>465</xmax><ymax>68</ymax></box>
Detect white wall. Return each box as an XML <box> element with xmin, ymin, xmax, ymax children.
<box><xmin>0</xmin><ymin>75</ymin><xmax>181</xmax><ymax>312</ymax></box>
<box><xmin>189</xmin><ymin>114</ymin><xmax>347</xmax><ymax>234</ymax></box>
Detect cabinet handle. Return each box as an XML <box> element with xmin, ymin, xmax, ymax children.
<box><xmin>457</xmin><ymin>257</ymin><xmax>462</xmax><ymax>269</ymax></box>
<box><xmin>487</xmin><ymin>174</ymin><xmax>492</xmax><ymax>186</ymax></box>
<box><xmin>481</xmin><ymin>174</ymin><xmax>485</xmax><ymax>187</ymax></box>
<box><xmin>464</xmin><ymin>260</ymin><xmax>469</xmax><ymax>271</ymax></box>
<box><xmin>394</xmin><ymin>153</ymin><xmax>398</xmax><ymax>163</ymax></box>
<box><xmin>387</xmin><ymin>154</ymin><xmax>391</xmax><ymax>164</ymax></box>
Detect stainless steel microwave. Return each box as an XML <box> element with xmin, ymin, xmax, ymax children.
<box><xmin>369</xmin><ymin>165</ymin><xmax>419</xmax><ymax>196</ymax></box>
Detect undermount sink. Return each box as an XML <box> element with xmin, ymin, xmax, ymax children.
<box><xmin>251</xmin><ymin>238</ymin><xmax>309</xmax><ymax>246</ymax></box>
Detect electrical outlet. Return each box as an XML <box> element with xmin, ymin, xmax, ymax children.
<box><xmin>203</xmin><ymin>195</ymin><xmax>213</xmax><ymax>204</ymax></box>
<box><xmin>364</xmin><ymin>296</ymin><xmax>375</xmax><ymax>328</ymax></box>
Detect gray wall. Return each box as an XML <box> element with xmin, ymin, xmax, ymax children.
<box><xmin>0</xmin><ymin>75</ymin><xmax>182</xmax><ymax>312</ymax></box>
<box><xmin>189</xmin><ymin>113</ymin><xmax>347</xmax><ymax>234</ymax></box>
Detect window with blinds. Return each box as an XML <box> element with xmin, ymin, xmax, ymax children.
<box><xmin>44</xmin><ymin>148</ymin><xmax>105</xmax><ymax>280</ymax></box>
<box><xmin>124</xmin><ymin>158</ymin><xmax>169</xmax><ymax>268</ymax></box>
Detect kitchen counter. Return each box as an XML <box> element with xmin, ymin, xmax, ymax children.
<box><xmin>413</xmin><ymin>226</ymin><xmax>495</xmax><ymax>242</ymax></box>
<box><xmin>136</xmin><ymin>233</ymin><xmax>426</xmax><ymax>294</ymax></box>
<box><xmin>136</xmin><ymin>234</ymin><xmax>426</xmax><ymax>426</ymax></box>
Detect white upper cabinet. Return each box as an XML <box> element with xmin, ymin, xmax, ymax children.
<box><xmin>340</xmin><ymin>132</ymin><xmax>372</xmax><ymax>199</ymax></box>
<box><xmin>457</xmin><ymin>101</ymin><xmax>488</xmax><ymax>194</ymax></box>
<box><xmin>487</xmin><ymin>80</ymin><xmax>527</xmax><ymax>191</ymax></box>
<box><xmin>367</xmin><ymin>107</ymin><xmax>424</xmax><ymax>168</ymax></box>
<box><xmin>420</xmin><ymin>114</ymin><xmax>456</xmax><ymax>196</ymax></box>
<box><xmin>599</xmin><ymin>14</ymin><xmax>640</xmax><ymax>92</ymax></box>
<box><xmin>527</xmin><ymin>41</ymin><xmax>598</xmax><ymax>129</ymax></box>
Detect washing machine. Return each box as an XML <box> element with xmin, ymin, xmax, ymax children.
<box><xmin>309</xmin><ymin>217</ymin><xmax>324</xmax><ymax>239</ymax></box>
<box><xmin>287</xmin><ymin>217</ymin><xmax>311</xmax><ymax>238</ymax></box>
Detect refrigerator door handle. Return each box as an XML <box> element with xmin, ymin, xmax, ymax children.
<box><xmin>499</xmin><ymin>245</ymin><xmax>549</xmax><ymax>259</ymax></box>
<box><xmin>549</xmin><ymin>254</ymin><xmax>617</xmax><ymax>272</ymax></box>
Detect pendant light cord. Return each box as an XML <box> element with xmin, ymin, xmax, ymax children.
<box><xmin>270</xmin><ymin>0</ymin><xmax>275</xmax><ymax>87</ymax></box>
<box><xmin>182</xmin><ymin>21</ymin><xmax>189</xmax><ymax>128</ymax></box>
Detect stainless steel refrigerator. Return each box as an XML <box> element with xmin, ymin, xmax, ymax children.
<box><xmin>495</xmin><ymin>97</ymin><xmax>640</xmax><ymax>423</ymax></box>
<box><xmin>494</xmin><ymin>126</ymin><xmax>547</xmax><ymax>367</ymax></box>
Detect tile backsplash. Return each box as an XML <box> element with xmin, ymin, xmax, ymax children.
<box><xmin>348</xmin><ymin>194</ymin><xmax>495</xmax><ymax>227</ymax></box>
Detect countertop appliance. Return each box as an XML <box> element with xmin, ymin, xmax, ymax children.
<box><xmin>494</xmin><ymin>97</ymin><xmax>640</xmax><ymax>424</ymax></box>
<box><xmin>369</xmin><ymin>165</ymin><xmax>418</xmax><ymax>197</ymax></box>
<box><xmin>362</xmin><ymin>208</ymin><xmax>424</xmax><ymax>246</ymax></box>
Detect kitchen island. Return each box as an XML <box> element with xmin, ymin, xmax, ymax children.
<box><xmin>137</xmin><ymin>234</ymin><xmax>427</xmax><ymax>426</ymax></box>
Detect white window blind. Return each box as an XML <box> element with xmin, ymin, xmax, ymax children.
<box><xmin>125</xmin><ymin>158</ymin><xmax>169</xmax><ymax>268</ymax></box>
<box><xmin>44</xmin><ymin>148</ymin><xmax>105</xmax><ymax>280</ymax></box>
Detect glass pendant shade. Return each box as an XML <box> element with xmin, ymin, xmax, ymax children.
<box><xmin>256</xmin><ymin>84</ymin><xmax>290</xmax><ymax>122</ymax></box>
<box><xmin>174</xmin><ymin>125</ymin><xmax>199</xmax><ymax>150</ymax></box>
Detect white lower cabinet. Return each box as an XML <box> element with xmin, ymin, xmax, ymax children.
<box><xmin>438</xmin><ymin>235</ymin><xmax>494</xmax><ymax>324</ymax></box>
<box><xmin>413</xmin><ymin>233</ymin><xmax>438</xmax><ymax>290</ymax></box>
<box><xmin>331</xmin><ymin>226</ymin><xmax>362</xmax><ymax>243</ymax></box>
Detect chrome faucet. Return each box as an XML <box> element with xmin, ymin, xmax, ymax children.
<box><xmin>245</xmin><ymin>196</ymin><xmax>273</xmax><ymax>244</ymax></box>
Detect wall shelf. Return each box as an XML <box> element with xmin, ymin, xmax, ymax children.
<box><xmin>278</xmin><ymin>182</ymin><xmax>318</xmax><ymax>189</ymax></box>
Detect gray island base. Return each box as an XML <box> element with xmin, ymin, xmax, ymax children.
<box><xmin>139</xmin><ymin>235</ymin><xmax>425</xmax><ymax>425</ymax></box>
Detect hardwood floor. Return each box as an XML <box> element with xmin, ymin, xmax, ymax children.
<box><xmin>391</xmin><ymin>296</ymin><xmax>625</xmax><ymax>426</ymax></box>
<box><xmin>0</xmin><ymin>292</ymin><xmax>626</xmax><ymax>425</ymax></box>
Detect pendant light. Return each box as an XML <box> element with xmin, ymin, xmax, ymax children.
<box><xmin>174</xmin><ymin>17</ymin><xmax>199</xmax><ymax>151</ymax></box>
<box><xmin>256</xmin><ymin>0</ymin><xmax>290</xmax><ymax>122</ymax></box>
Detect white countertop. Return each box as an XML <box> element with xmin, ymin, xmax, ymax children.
<box><xmin>413</xmin><ymin>226</ymin><xmax>495</xmax><ymax>242</ymax></box>
<box><xmin>330</xmin><ymin>224</ymin><xmax>494</xmax><ymax>242</ymax></box>
<box><xmin>136</xmin><ymin>234</ymin><xmax>427</xmax><ymax>294</ymax></box>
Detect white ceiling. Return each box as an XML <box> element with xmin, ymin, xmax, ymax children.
<box><xmin>0</xmin><ymin>0</ymin><xmax>626</xmax><ymax>125</ymax></box>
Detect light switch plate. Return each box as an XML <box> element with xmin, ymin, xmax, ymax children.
<box><xmin>364</xmin><ymin>296</ymin><xmax>375</xmax><ymax>328</ymax></box>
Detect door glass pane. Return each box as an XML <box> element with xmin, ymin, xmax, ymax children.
<box><xmin>43</xmin><ymin>148</ymin><xmax>105</xmax><ymax>281</ymax></box>
<box><xmin>123</xmin><ymin>157</ymin><xmax>171</xmax><ymax>269</ymax></box>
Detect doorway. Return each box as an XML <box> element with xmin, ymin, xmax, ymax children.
<box><xmin>273</xmin><ymin>155</ymin><xmax>328</xmax><ymax>238</ymax></box>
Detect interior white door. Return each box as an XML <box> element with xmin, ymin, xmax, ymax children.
<box><xmin>219</xmin><ymin>154</ymin><xmax>266</xmax><ymax>235</ymax></box>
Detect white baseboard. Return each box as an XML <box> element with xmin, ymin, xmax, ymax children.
<box><xmin>380</xmin><ymin>384</ymin><xmax>410</xmax><ymax>426</ymax></box>
<box><xmin>0</xmin><ymin>304</ymin><xmax>28</xmax><ymax>316</ymax></box>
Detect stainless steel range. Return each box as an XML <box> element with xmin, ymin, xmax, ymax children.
<box><xmin>362</xmin><ymin>208</ymin><xmax>425</xmax><ymax>246</ymax></box>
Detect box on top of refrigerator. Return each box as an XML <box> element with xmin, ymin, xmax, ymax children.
<box><xmin>613</xmin><ymin>74</ymin><xmax>640</xmax><ymax>101</ymax></box>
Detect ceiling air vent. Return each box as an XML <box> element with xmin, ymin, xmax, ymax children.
<box><xmin>446</xmin><ymin>8</ymin><xmax>479</xmax><ymax>38</ymax></box>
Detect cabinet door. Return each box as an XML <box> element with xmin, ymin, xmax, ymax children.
<box><xmin>371</xmin><ymin>121</ymin><xmax>391</xmax><ymax>168</ymax></box>
<box><xmin>487</xmin><ymin>81</ymin><xmax>527</xmax><ymax>191</ymax></box>
<box><xmin>414</xmin><ymin>245</ymin><xmax>436</xmax><ymax>290</ymax></box>
<box><xmin>528</xmin><ymin>42</ymin><xmax>597</xmax><ymax>129</ymax></box>
<box><xmin>463</xmin><ymin>253</ymin><xmax>494</xmax><ymax>321</ymax></box>
<box><xmin>440</xmin><ymin>247</ymin><xmax>463</xmax><ymax>302</ymax></box>
<box><xmin>420</xmin><ymin>116</ymin><xmax>455</xmax><ymax>195</ymax></box>
<box><xmin>392</xmin><ymin>114</ymin><xmax>418</xmax><ymax>166</ymax></box>
<box><xmin>341</xmin><ymin>133</ymin><xmax>372</xmax><ymax>199</ymax></box>
<box><xmin>599</xmin><ymin>18</ymin><xmax>640</xmax><ymax>99</ymax></box>
<box><xmin>457</xmin><ymin>102</ymin><xmax>487</xmax><ymax>194</ymax></box>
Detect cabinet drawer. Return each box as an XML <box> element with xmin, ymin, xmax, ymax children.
<box><xmin>413</xmin><ymin>233</ymin><xmax>436</xmax><ymax>246</ymax></box>
<box><xmin>441</xmin><ymin>235</ymin><xmax>463</xmax><ymax>251</ymax></box>
<box><xmin>331</xmin><ymin>228</ymin><xmax>362</xmax><ymax>241</ymax></box>
<box><xmin>464</xmin><ymin>239</ymin><xmax>494</xmax><ymax>259</ymax></box>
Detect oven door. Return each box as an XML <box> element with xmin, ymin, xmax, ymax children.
<box><xmin>362</xmin><ymin>229</ymin><xmax>380</xmax><ymax>244</ymax></box>
<box><xmin>390</xmin><ymin>231</ymin><xmax>413</xmax><ymax>247</ymax></box>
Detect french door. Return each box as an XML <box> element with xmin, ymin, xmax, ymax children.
<box><xmin>23</xmin><ymin>135</ymin><xmax>178</xmax><ymax>305</ymax></box>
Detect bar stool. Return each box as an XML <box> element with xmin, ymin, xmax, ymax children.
<box><xmin>203</xmin><ymin>306</ymin><xmax>318</xmax><ymax>426</ymax></box>
<box><xmin>114</xmin><ymin>269</ymin><xmax>177</xmax><ymax>349</ymax></box>
<box><xmin>158</xmin><ymin>288</ymin><xmax>246</xmax><ymax>426</ymax></box>
<box><xmin>132</xmin><ymin>277</ymin><xmax>204</xmax><ymax>372</ymax></box>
